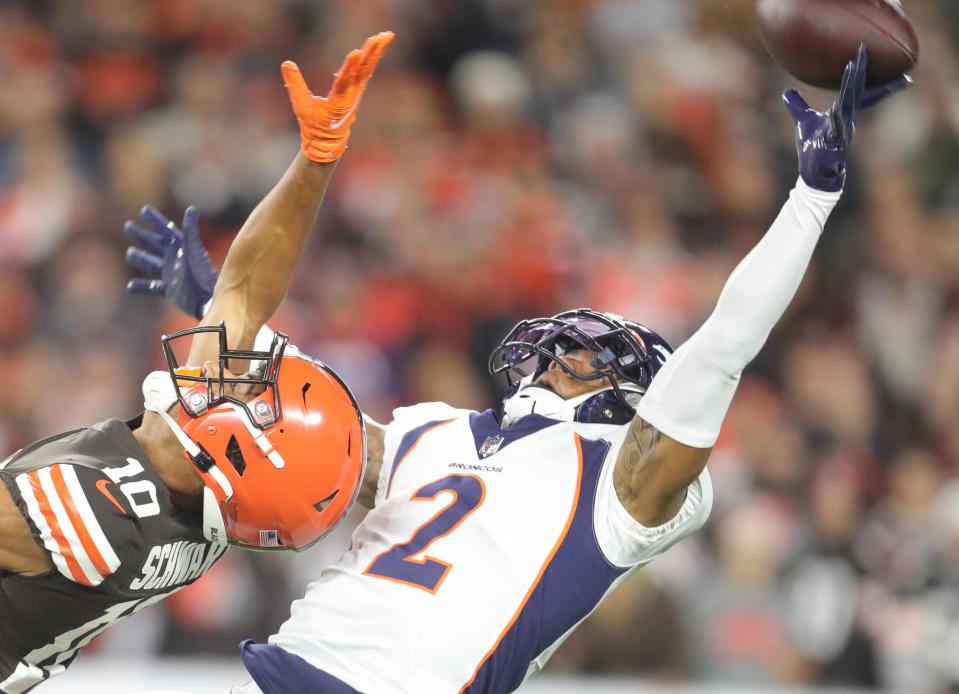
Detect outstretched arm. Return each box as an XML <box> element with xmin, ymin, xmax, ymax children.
<box><xmin>135</xmin><ymin>33</ymin><xmax>393</xmax><ymax>471</ymax></box>
<box><xmin>187</xmin><ymin>32</ymin><xmax>393</xmax><ymax>365</ymax></box>
<box><xmin>124</xmin><ymin>33</ymin><xmax>394</xmax><ymax>331</ymax></box>
<box><xmin>614</xmin><ymin>46</ymin><xmax>911</xmax><ymax>526</ymax></box>
<box><xmin>189</xmin><ymin>155</ymin><xmax>333</xmax><ymax>361</ymax></box>
<box><xmin>615</xmin><ymin>178</ymin><xmax>842</xmax><ymax>524</ymax></box>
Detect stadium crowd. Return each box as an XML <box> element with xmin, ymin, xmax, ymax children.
<box><xmin>1</xmin><ymin>0</ymin><xmax>958</xmax><ymax>691</ymax></box>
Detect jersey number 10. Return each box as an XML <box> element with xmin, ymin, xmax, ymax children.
<box><xmin>104</xmin><ymin>458</ymin><xmax>161</xmax><ymax>519</ymax></box>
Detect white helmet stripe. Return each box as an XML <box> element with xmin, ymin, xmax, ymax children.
<box><xmin>206</xmin><ymin>464</ymin><xmax>234</xmax><ymax>499</ymax></box>
<box><xmin>230</xmin><ymin>404</ymin><xmax>286</xmax><ymax>470</ymax></box>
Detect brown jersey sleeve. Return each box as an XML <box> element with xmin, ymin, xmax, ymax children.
<box><xmin>6</xmin><ymin>463</ymin><xmax>127</xmax><ymax>588</ymax></box>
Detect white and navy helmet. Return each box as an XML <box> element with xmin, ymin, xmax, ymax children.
<box><xmin>488</xmin><ymin>308</ymin><xmax>672</xmax><ymax>426</ymax></box>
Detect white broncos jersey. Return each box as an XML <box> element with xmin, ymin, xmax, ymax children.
<box><xmin>271</xmin><ymin>403</ymin><xmax>712</xmax><ymax>693</ymax></box>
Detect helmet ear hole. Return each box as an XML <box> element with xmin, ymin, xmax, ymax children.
<box><xmin>225</xmin><ymin>435</ymin><xmax>247</xmax><ymax>476</ymax></box>
<box><xmin>314</xmin><ymin>490</ymin><xmax>339</xmax><ymax>513</ymax></box>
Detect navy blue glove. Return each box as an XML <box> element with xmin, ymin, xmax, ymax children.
<box><xmin>125</xmin><ymin>205</ymin><xmax>218</xmax><ymax>319</ymax></box>
<box><xmin>782</xmin><ymin>44</ymin><xmax>912</xmax><ymax>192</ymax></box>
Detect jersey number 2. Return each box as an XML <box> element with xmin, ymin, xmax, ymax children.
<box><xmin>364</xmin><ymin>473</ymin><xmax>485</xmax><ymax>593</ymax></box>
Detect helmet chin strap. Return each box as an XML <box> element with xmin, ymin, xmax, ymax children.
<box><xmin>501</xmin><ymin>375</ymin><xmax>643</xmax><ymax>427</ymax></box>
<box><xmin>142</xmin><ymin>371</ymin><xmax>232</xmax><ymax>544</ymax></box>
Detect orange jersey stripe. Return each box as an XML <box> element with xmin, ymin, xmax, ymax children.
<box><xmin>50</xmin><ymin>465</ymin><xmax>111</xmax><ymax>578</ymax></box>
<box><xmin>28</xmin><ymin>471</ymin><xmax>91</xmax><ymax>586</ymax></box>
<box><xmin>459</xmin><ymin>434</ymin><xmax>584</xmax><ymax>692</ymax></box>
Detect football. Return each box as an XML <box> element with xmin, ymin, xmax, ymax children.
<box><xmin>756</xmin><ymin>0</ymin><xmax>919</xmax><ymax>89</ymax></box>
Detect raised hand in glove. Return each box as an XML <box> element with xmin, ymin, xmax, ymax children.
<box><xmin>282</xmin><ymin>31</ymin><xmax>394</xmax><ymax>164</ymax></box>
<box><xmin>125</xmin><ymin>205</ymin><xmax>218</xmax><ymax>319</ymax></box>
<box><xmin>782</xmin><ymin>44</ymin><xmax>912</xmax><ymax>192</ymax></box>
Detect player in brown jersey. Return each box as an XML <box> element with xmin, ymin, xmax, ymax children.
<box><xmin>0</xmin><ymin>32</ymin><xmax>394</xmax><ymax>693</ymax></box>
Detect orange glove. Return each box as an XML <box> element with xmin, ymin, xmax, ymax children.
<box><xmin>282</xmin><ymin>31</ymin><xmax>395</xmax><ymax>164</ymax></box>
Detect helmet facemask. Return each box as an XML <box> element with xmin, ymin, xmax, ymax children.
<box><xmin>161</xmin><ymin>323</ymin><xmax>289</xmax><ymax>434</ymax></box>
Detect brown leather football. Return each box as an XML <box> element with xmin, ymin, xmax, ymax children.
<box><xmin>756</xmin><ymin>0</ymin><xmax>919</xmax><ymax>89</ymax></box>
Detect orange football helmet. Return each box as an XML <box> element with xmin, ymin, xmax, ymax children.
<box><xmin>159</xmin><ymin>324</ymin><xmax>365</xmax><ymax>551</ymax></box>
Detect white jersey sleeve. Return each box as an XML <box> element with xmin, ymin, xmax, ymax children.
<box><xmin>592</xmin><ymin>428</ymin><xmax>713</xmax><ymax>567</ymax></box>
<box><xmin>374</xmin><ymin>402</ymin><xmax>469</xmax><ymax>508</ymax></box>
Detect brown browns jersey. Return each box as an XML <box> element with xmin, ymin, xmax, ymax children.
<box><xmin>0</xmin><ymin>418</ymin><xmax>227</xmax><ymax>693</ymax></box>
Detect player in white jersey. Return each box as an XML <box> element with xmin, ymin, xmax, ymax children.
<box><xmin>249</xmin><ymin>320</ymin><xmax>712</xmax><ymax>693</ymax></box>
<box><xmin>126</xmin><ymin>46</ymin><xmax>910</xmax><ymax>694</ymax></box>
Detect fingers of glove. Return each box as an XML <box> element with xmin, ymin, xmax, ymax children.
<box><xmin>126</xmin><ymin>247</ymin><xmax>164</xmax><ymax>276</ymax></box>
<box><xmin>358</xmin><ymin>32</ymin><xmax>394</xmax><ymax>74</ymax></box>
<box><xmin>836</xmin><ymin>60</ymin><xmax>857</xmax><ymax>134</ymax></box>
<box><xmin>124</xmin><ymin>221</ymin><xmax>167</xmax><ymax>256</ymax></box>
<box><xmin>860</xmin><ymin>73</ymin><xmax>913</xmax><ymax>110</ymax></box>
<box><xmin>282</xmin><ymin>60</ymin><xmax>316</xmax><ymax>122</ymax></box>
<box><xmin>782</xmin><ymin>88</ymin><xmax>813</xmax><ymax>124</ymax></box>
<box><xmin>179</xmin><ymin>206</ymin><xmax>216</xmax><ymax>278</ymax></box>
<box><xmin>140</xmin><ymin>205</ymin><xmax>180</xmax><ymax>242</ymax></box>
<box><xmin>825</xmin><ymin>61</ymin><xmax>855</xmax><ymax>143</ymax></box>
<box><xmin>853</xmin><ymin>43</ymin><xmax>868</xmax><ymax>107</ymax></box>
<box><xmin>330</xmin><ymin>50</ymin><xmax>363</xmax><ymax>98</ymax></box>
<box><xmin>351</xmin><ymin>31</ymin><xmax>394</xmax><ymax>93</ymax></box>
<box><xmin>324</xmin><ymin>50</ymin><xmax>369</xmax><ymax>132</ymax></box>
<box><xmin>330</xmin><ymin>32</ymin><xmax>393</xmax><ymax>106</ymax></box>
<box><xmin>127</xmin><ymin>278</ymin><xmax>166</xmax><ymax>295</ymax></box>
<box><xmin>181</xmin><ymin>205</ymin><xmax>200</xmax><ymax>238</ymax></box>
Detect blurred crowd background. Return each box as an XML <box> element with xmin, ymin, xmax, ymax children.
<box><xmin>1</xmin><ymin>0</ymin><xmax>959</xmax><ymax>691</ymax></box>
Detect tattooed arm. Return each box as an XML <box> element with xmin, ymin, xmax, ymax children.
<box><xmin>612</xmin><ymin>177</ymin><xmax>840</xmax><ymax>527</ymax></box>
<box><xmin>613</xmin><ymin>171</ymin><xmax>839</xmax><ymax>527</ymax></box>
<box><xmin>614</xmin><ymin>180</ymin><xmax>845</xmax><ymax>528</ymax></box>
<box><xmin>611</xmin><ymin>52</ymin><xmax>911</xmax><ymax>528</ymax></box>
<box><xmin>613</xmin><ymin>419</ymin><xmax>710</xmax><ymax>527</ymax></box>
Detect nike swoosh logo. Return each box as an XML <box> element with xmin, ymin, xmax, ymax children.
<box><xmin>96</xmin><ymin>479</ymin><xmax>126</xmax><ymax>514</ymax></box>
<box><xmin>329</xmin><ymin>104</ymin><xmax>357</xmax><ymax>131</ymax></box>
